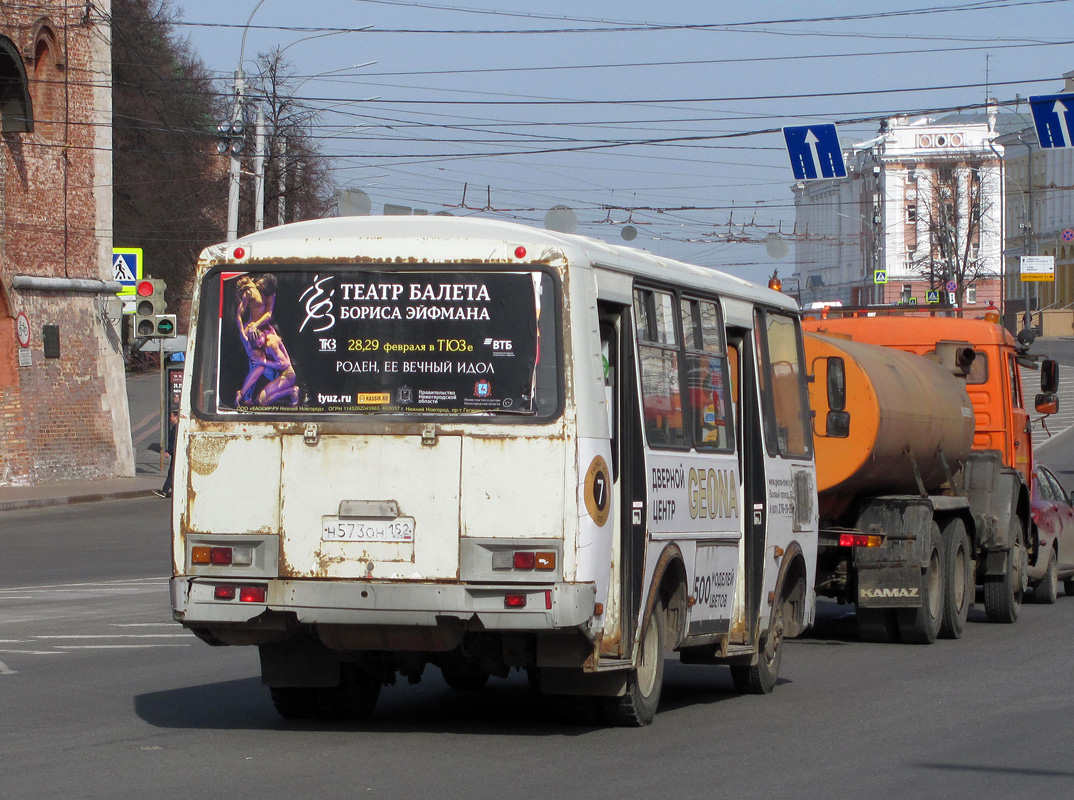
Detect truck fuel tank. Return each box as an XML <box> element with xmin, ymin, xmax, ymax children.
<box><xmin>805</xmin><ymin>332</ymin><xmax>976</xmax><ymax>503</ymax></box>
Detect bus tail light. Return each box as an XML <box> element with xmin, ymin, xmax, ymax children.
<box><xmin>839</xmin><ymin>533</ymin><xmax>883</xmax><ymax>548</ymax></box>
<box><xmin>239</xmin><ymin>586</ymin><xmax>266</xmax><ymax>603</ymax></box>
<box><xmin>191</xmin><ymin>545</ymin><xmax>254</xmax><ymax>567</ymax></box>
<box><xmin>213</xmin><ymin>584</ymin><xmax>266</xmax><ymax>603</ymax></box>
<box><xmin>493</xmin><ymin>550</ymin><xmax>557</xmax><ymax>571</ymax></box>
<box><xmin>504</xmin><ymin>593</ymin><xmax>527</xmax><ymax>608</ymax></box>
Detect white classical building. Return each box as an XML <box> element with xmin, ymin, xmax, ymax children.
<box><xmin>792</xmin><ymin>110</ymin><xmax>1004</xmax><ymax>311</ymax></box>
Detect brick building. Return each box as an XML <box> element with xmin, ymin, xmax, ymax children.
<box><xmin>0</xmin><ymin>1</ymin><xmax>133</xmax><ymax>485</ymax></box>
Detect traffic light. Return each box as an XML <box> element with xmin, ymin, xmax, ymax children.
<box><xmin>131</xmin><ymin>278</ymin><xmax>176</xmax><ymax>339</ymax></box>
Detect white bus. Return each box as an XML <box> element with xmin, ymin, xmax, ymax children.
<box><xmin>170</xmin><ymin>216</ymin><xmax>818</xmax><ymax>726</ymax></box>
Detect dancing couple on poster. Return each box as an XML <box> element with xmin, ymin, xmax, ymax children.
<box><xmin>235</xmin><ymin>274</ymin><xmax>299</xmax><ymax>407</ymax></box>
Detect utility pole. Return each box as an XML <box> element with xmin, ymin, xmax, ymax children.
<box><xmin>226</xmin><ymin>69</ymin><xmax>245</xmax><ymax>241</ymax></box>
<box><xmin>254</xmin><ymin>102</ymin><xmax>266</xmax><ymax>232</ymax></box>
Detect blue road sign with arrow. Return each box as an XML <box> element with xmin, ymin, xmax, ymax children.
<box><xmin>783</xmin><ymin>124</ymin><xmax>848</xmax><ymax>181</ymax></box>
<box><xmin>1030</xmin><ymin>93</ymin><xmax>1074</xmax><ymax>149</ymax></box>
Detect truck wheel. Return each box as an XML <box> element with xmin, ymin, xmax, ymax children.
<box><xmin>600</xmin><ymin>601</ymin><xmax>665</xmax><ymax>726</ymax></box>
<box><xmin>984</xmin><ymin>520</ymin><xmax>1025</xmax><ymax>624</ymax></box>
<box><xmin>731</xmin><ymin>599</ymin><xmax>784</xmax><ymax>694</ymax></box>
<box><xmin>939</xmin><ymin>518</ymin><xmax>972</xmax><ymax>639</ymax></box>
<box><xmin>1034</xmin><ymin>551</ymin><xmax>1059</xmax><ymax>605</ymax></box>
<box><xmin>896</xmin><ymin>522</ymin><xmax>943</xmax><ymax>644</ymax></box>
<box><xmin>856</xmin><ymin>608</ymin><xmax>898</xmax><ymax>643</ymax></box>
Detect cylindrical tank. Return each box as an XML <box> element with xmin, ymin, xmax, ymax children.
<box><xmin>804</xmin><ymin>332</ymin><xmax>975</xmax><ymax>508</ymax></box>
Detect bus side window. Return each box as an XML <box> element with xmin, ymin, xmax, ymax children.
<box><xmin>634</xmin><ymin>288</ymin><xmax>685</xmax><ymax>448</ymax></box>
<box><xmin>680</xmin><ymin>296</ymin><xmax>734</xmax><ymax>452</ymax></box>
<box><xmin>755</xmin><ymin>310</ymin><xmax>813</xmax><ymax>459</ymax></box>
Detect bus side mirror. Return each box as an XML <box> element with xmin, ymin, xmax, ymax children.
<box><xmin>825</xmin><ymin>356</ymin><xmax>849</xmax><ymax>437</ymax></box>
<box><xmin>1035</xmin><ymin>393</ymin><xmax>1059</xmax><ymax>416</ymax></box>
<box><xmin>1041</xmin><ymin>358</ymin><xmax>1059</xmax><ymax>395</ymax></box>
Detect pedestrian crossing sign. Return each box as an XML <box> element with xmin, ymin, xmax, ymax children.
<box><xmin>113</xmin><ymin>248</ymin><xmax>143</xmax><ymax>297</ymax></box>
<box><xmin>873</xmin><ymin>270</ymin><xmax>887</xmax><ymax>284</ymax></box>
<box><xmin>927</xmin><ymin>290</ymin><xmax>940</xmax><ymax>304</ymax></box>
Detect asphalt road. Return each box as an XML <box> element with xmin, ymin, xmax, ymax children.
<box><xmin>3</xmin><ymin>498</ymin><xmax>1074</xmax><ymax>800</ymax></box>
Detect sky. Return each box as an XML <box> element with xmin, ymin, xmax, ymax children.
<box><xmin>165</xmin><ymin>0</ymin><xmax>1074</xmax><ymax>284</ymax></box>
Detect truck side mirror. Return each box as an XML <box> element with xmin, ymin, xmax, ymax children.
<box><xmin>1035</xmin><ymin>393</ymin><xmax>1059</xmax><ymax>416</ymax></box>
<box><xmin>825</xmin><ymin>356</ymin><xmax>849</xmax><ymax>437</ymax></box>
<box><xmin>826</xmin><ymin>410</ymin><xmax>850</xmax><ymax>437</ymax></box>
<box><xmin>1041</xmin><ymin>358</ymin><xmax>1059</xmax><ymax>394</ymax></box>
<box><xmin>827</xmin><ymin>356</ymin><xmax>846</xmax><ymax>411</ymax></box>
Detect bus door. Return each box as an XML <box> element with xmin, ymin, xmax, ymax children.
<box><xmin>726</xmin><ymin>328</ymin><xmax>765</xmax><ymax>646</ymax></box>
<box><xmin>597</xmin><ymin>304</ymin><xmax>646</xmax><ymax>659</ymax></box>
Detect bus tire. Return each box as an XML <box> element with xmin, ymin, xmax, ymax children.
<box><xmin>272</xmin><ymin>664</ymin><xmax>381</xmax><ymax>720</ymax></box>
<box><xmin>856</xmin><ymin>608</ymin><xmax>898</xmax><ymax>643</ymax></box>
<box><xmin>269</xmin><ymin>686</ymin><xmax>320</xmax><ymax>719</ymax></box>
<box><xmin>322</xmin><ymin>663</ymin><xmax>381</xmax><ymax>719</ymax></box>
<box><xmin>896</xmin><ymin>521</ymin><xmax>943</xmax><ymax>644</ymax></box>
<box><xmin>939</xmin><ymin>518</ymin><xmax>972</xmax><ymax>639</ymax></box>
<box><xmin>984</xmin><ymin>519</ymin><xmax>1026</xmax><ymax>623</ymax></box>
<box><xmin>600</xmin><ymin>601</ymin><xmax>665</xmax><ymax>726</ymax></box>
<box><xmin>730</xmin><ymin>598</ymin><xmax>785</xmax><ymax>694</ymax></box>
<box><xmin>1034</xmin><ymin>551</ymin><xmax>1059</xmax><ymax>605</ymax></box>
<box><xmin>441</xmin><ymin>667</ymin><xmax>490</xmax><ymax>691</ymax></box>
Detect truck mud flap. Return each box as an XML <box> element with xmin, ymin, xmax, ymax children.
<box><xmin>857</xmin><ymin>566</ymin><xmax>923</xmax><ymax>608</ymax></box>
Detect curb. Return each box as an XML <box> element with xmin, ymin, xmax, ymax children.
<box><xmin>0</xmin><ymin>487</ymin><xmax>162</xmax><ymax>513</ymax></box>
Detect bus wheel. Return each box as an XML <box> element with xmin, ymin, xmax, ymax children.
<box><xmin>856</xmin><ymin>608</ymin><xmax>898</xmax><ymax>643</ymax></box>
<box><xmin>600</xmin><ymin>601</ymin><xmax>665</xmax><ymax>726</ymax></box>
<box><xmin>896</xmin><ymin>522</ymin><xmax>944</xmax><ymax>644</ymax></box>
<box><xmin>271</xmin><ymin>664</ymin><xmax>381</xmax><ymax>720</ymax></box>
<box><xmin>984</xmin><ymin>518</ymin><xmax>1025</xmax><ymax>624</ymax></box>
<box><xmin>939</xmin><ymin>518</ymin><xmax>972</xmax><ymax>639</ymax></box>
<box><xmin>269</xmin><ymin>686</ymin><xmax>320</xmax><ymax>719</ymax></box>
<box><xmin>441</xmin><ymin>666</ymin><xmax>490</xmax><ymax>690</ymax></box>
<box><xmin>731</xmin><ymin>599</ymin><xmax>784</xmax><ymax>694</ymax></box>
<box><xmin>322</xmin><ymin>663</ymin><xmax>381</xmax><ymax>719</ymax></box>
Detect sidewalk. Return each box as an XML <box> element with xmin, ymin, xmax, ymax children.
<box><xmin>0</xmin><ymin>476</ymin><xmax>163</xmax><ymax>512</ymax></box>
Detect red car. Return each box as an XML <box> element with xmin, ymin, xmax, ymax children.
<box><xmin>1029</xmin><ymin>463</ymin><xmax>1074</xmax><ymax>603</ymax></box>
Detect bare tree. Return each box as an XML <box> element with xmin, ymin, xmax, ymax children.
<box><xmin>907</xmin><ymin>161</ymin><xmax>991</xmax><ymax>306</ymax></box>
<box><xmin>244</xmin><ymin>51</ymin><xmax>337</xmax><ymax>229</ymax></box>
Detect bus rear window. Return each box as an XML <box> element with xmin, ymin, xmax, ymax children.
<box><xmin>193</xmin><ymin>267</ymin><xmax>560</xmax><ymax>420</ymax></box>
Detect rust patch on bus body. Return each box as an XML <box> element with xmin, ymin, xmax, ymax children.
<box><xmin>187</xmin><ymin>435</ymin><xmax>229</xmax><ymax>476</ymax></box>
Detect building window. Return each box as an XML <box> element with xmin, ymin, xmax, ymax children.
<box><xmin>967</xmin><ymin>285</ymin><xmax>977</xmax><ymax>304</ymax></box>
<box><xmin>906</xmin><ymin>204</ymin><xmax>917</xmax><ymax>223</ymax></box>
<box><xmin>900</xmin><ymin>284</ymin><xmax>913</xmax><ymax>304</ymax></box>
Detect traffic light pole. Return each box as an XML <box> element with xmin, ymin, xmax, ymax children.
<box><xmin>160</xmin><ymin>349</ymin><xmax>166</xmax><ymax>473</ymax></box>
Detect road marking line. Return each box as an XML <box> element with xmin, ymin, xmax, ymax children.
<box><xmin>52</xmin><ymin>644</ymin><xmax>190</xmax><ymax>649</ymax></box>
<box><xmin>33</xmin><ymin>634</ymin><xmax>189</xmax><ymax>639</ymax></box>
<box><xmin>0</xmin><ymin>649</ymin><xmax>65</xmax><ymax>655</ymax></box>
<box><xmin>0</xmin><ymin>661</ymin><xmax>17</xmax><ymax>674</ymax></box>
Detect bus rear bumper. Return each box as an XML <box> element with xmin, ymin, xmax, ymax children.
<box><xmin>170</xmin><ymin>576</ymin><xmax>597</xmax><ymax>634</ymax></box>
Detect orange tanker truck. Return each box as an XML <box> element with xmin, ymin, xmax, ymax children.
<box><xmin>801</xmin><ymin>312</ymin><xmax>1058</xmax><ymax>643</ymax></box>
